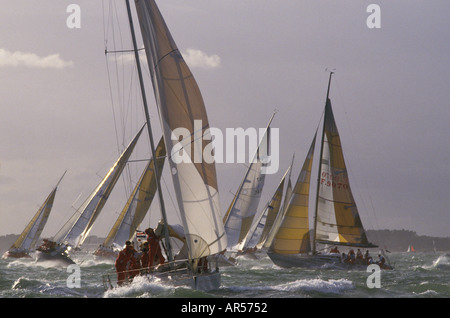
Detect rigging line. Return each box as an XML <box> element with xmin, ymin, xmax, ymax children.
<box><xmin>103</xmin><ymin>24</ymin><xmax>120</xmax><ymax>153</ymax></box>
<box><xmin>104</xmin><ymin>1</ymin><xmax>139</xmax><ymax>199</ymax></box>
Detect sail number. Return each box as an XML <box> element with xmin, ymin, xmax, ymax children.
<box><xmin>320</xmin><ymin>172</ymin><xmax>349</xmax><ymax>189</ymax></box>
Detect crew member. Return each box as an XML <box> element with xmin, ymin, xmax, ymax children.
<box><xmin>115</xmin><ymin>241</ymin><xmax>136</xmax><ymax>286</ymax></box>
<box><xmin>145</xmin><ymin>228</ymin><xmax>166</xmax><ymax>269</ymax></box>
<box><xmin>140</xmin><ymin>241</ymin><xmax>149</xmax><ymax>273</ymax></box>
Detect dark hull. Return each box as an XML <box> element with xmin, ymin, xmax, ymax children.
<box><xmin>35</xmin><ymin>250</ymin><xmax>75</xmax><ymax>265</ymax></box>
<box><xmin>267</xmin><ymin>252</ymin><xmax>393</xmax><ymax>270</ymax></box>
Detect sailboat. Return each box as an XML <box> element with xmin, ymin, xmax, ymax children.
<box><xmin>267</xmin><ymin>72</ymin><xmax>392</xmax><ymax>270</ymax></box>
<box><xmin>237</xmin><ymin>165</ymin><xmax>290</xmax><ymax>258</ymax></box>
<box><xmin>407</xmin><ymin>245</ymin><xmax>415</xmax><ymax>252</ymax></box>
<box><xmin>2</xmin><ymin>172</ymin><xmax>66</xmax><ymax>259</ymax></box>
<box><xmin>102</xmin><ymin>0</ymin><xmax>228</xmax><ymax>291</ymax></box>
<box><xmin>223</xmin><ymin>114</ymin><xmax>274</xmax><ymax>254</ymax></box>
<box><xmin>93</xmin><ymin>137</ymin><xmax>165</xmax><ymax>260</ymax></box>
<box><xmin>35</xmin><ymin>126</ymin><xmax>144</xmax><ymax>265</ymax></box>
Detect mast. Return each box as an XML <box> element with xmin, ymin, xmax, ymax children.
<box><xmin>125</xmin><ymin>0</ymin><xmax>173</xmax><ymax>264</ymax></box>
<box><xmin>312</xmin><ymin>71</ymin><xmax>333</xmax><ymax>254</ymax></box>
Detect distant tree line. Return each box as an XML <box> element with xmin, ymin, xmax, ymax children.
<box><xmin>366</xmin><ymin>229</ymin><xmax>450</xmax><ymax>252</ymax></box>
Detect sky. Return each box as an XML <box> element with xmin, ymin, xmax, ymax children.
<box><xmin>0</xmin><ymin>0</ymin><xmax>449</xmax><ymax>240</ymax></box>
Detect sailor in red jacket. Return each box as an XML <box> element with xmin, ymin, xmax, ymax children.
<box><xmin>145</xmin><ymin>228</ymin><xmax>166</xmax><ymax>270</ymax></box>
<box><xmin>115</xmin><ymin>241</ymin><xmax>136</xmax><ymax>286</ymax></box>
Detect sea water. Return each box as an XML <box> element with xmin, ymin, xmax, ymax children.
<box><xmin>1</xmin><ymin>251</ymin><xmax>448</xmax><ymax>300</ymax></box>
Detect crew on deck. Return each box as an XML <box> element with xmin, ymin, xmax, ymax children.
<box><xmin>114</xmin><ymin>227</ymin><xmax>167</xmax><ymax>286</ymax></box>
<box><xmin>115</xmin><ymin>241</ymin><xmax>138</xmax><ymax>286</ymax></box>
<box><xmin>145</xmin><ymin>227</ymin><xmax>165</xmax><ymax>269</ymax></box>
<box><xmin>332</xmin><ymin>247</ymin><xmax>387</xmax><ymax>267</ymax></box>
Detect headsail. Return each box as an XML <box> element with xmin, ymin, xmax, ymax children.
<box><xmin>269</xmin><ymin>134</ymin><xmax>316</xmax><ymax>254</ymax></box>
<box><xmin>8</xmin><ymin>172</ymin><xmax>66</xmax><ymax>254</ymax></box>
<box><xmin>135</xmin><ymin>0</ymin><xmax>226</xmax><ymax>260</ymax></box>
<box><xmin>102</xmin><ymin>137</ymin><xmax>165</xmax><ymax>248</ymax></box>
<box><xmin>239</xmin><ymin>165</ymin><xmax>289</xmax><ymax>251</ymax></box>
<box><xmin>314</xmin><ymin>99</ymin><xmax>373</xmax><ymax>248</ymax></box>
<box><xmin>53</xmin><ymin>126</ymin><xmax>144</xmax><ymax>248</ymax></box>
<box><xmin>255</xmin><ymin>167</ymin><xmax>288</xmax><ymax>249</ymax></box>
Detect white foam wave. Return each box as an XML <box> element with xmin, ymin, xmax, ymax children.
<box><xmin>227</xmin><ymin>278</ymin><xmax>354</xmax><ymax>295</ymax></box>
<box><xmin>103</xmin><ymin>275</ymin><xmax>171</xmax><ymax>298</ymax></box>
<box><xmin>420</xmin><ymin>254</ymin><xmax>449</xmax><ymax>270</ymax></box>
<box><xmin>274</xmin><ymin>278</ymin><xmax>354</xmax><ymax>294</ymax></box>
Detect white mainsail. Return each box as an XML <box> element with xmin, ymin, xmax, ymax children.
<box><xmin>134</xmin><ymin>0</ymin><xmax>227</xmax><ymax>260</ymax></box>
<box><xmin>53</xmin><ymin>126</ymin><xmax>144</xmax><ymax>248</ymax></box>
<box><xmin>314</xmin><ymin>99</ymin><xmax>372</xmax><ymax>248</ymax></box>
<box><xmin>223</xmin><ymin>114</ymin><xmax>274</xmax><ymax>250</ymax></box>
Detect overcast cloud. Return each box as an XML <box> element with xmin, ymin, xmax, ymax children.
<box><xmin>0</xmin><ymin>1</ymin><xmax>449</xmax><ymax>240</ymax></box>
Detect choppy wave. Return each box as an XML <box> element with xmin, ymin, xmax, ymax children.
<box><xmin>103</xmin><ymin>276</ymin><xmax>172</xmax><ymax>298</ymax></box>
<box><xmin>1</xmin><ymin>251</ymin><xmax>449</xmax><ymax>298</ymax></box>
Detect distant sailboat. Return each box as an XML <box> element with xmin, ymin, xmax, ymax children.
<box><xmin>237</xmin><ymin>165</ymin><xmax>290</xmax><ymax>256</ymax></box>
<box><xmin>2</xmin><ymin>172</ymin><xmax>66</xmax><ymax>259</ymax></box>
<box><xmin>93</xmin><ymin>137</ymin><xmax>165</xmax><ymax>259</ymax></box>
<box><xmin>407</xmin><ymin>245</ymin><xmax>415</xmax><ymax>252</ymax></box>
<box><xmin>223</xmin><ymin>114</ymin><xmax>274</xmax><ymax>252</ymax></box>
<box><xmin>267</xmin><ymin>72</ymin><xmax>392</xmax><ymax>270</ymax></box>
<box><xmin>36</xmin><ymin>127</ymin><xmax>144</xmax><ymax>265</ymax></box>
